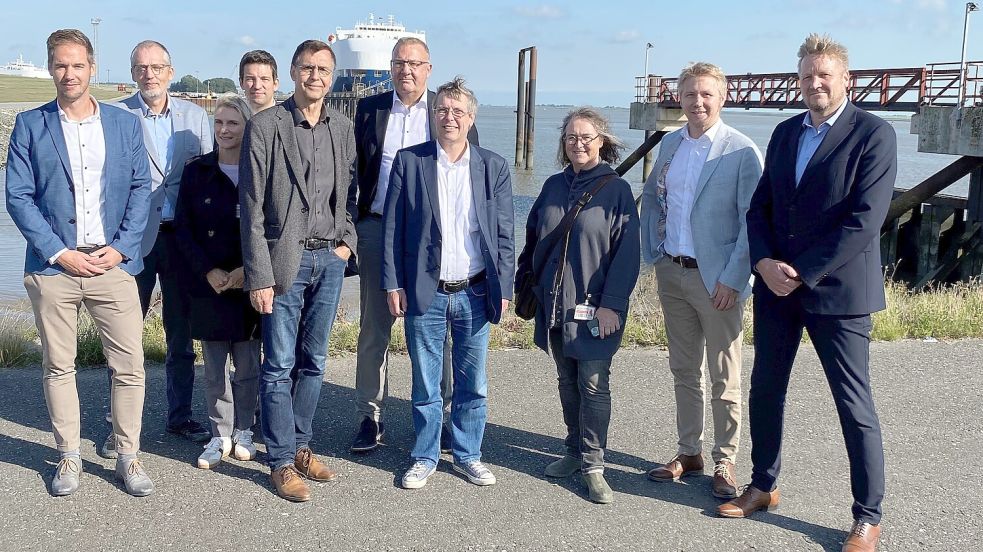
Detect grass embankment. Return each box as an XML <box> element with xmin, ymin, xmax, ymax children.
<box><xmin>1</xmin><ymin>274</ymin><xmax>981</xmax><ymax>368</ymax></box>
<box><xmin>0</xmin><ymin>75</ymin><xmax>125</xmax><ymax>103</ymax></box>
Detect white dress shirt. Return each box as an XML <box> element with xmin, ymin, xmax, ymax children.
<box><xmin>370</xmin><ymin>92</ymin><xmax>430</xmax><ymax>215</ymax></box>
<box><xmin>436</xmin><ymin>144</ymin><xmax>484</xmax><ymax>281</ymax></box>
<box><xmin>51</xmin><ymin>99</ymin><xmax>108</xmax><ymax>263</ymax></box>
<box><xmin>663</xmin><ymin>120</ymin><xmax>721</xmax><ymax>258</ymax></box>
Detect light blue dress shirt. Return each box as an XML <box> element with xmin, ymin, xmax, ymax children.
<box><xmin>137</xmin><ymin>94</ymin><xmax>176</xmax><ymax>219</ymax></box>
<box><xmin>795</xmin><ymin>99</ymin><xmax>848</xmax><ymax>185</ymax></box>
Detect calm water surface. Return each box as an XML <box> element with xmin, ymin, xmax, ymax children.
<box><xmin>0</xmin><ymin>106</ymin><xmax>966</xmax><ymax>300</ymax></box>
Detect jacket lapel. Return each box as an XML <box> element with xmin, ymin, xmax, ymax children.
<box><xmin>41</xmin><ymin>103</ymin><xmax>73</xmax><ymax>187</ymax></box>
<box><xmin>375</xmin><ymin>91</ymin><xmax>392</xmax><ymax>156</ymax></box>
<box><xmin>798</xmin><ymin>103</ymin><xmax>856</xmax><ymax>193</ymax></box>
<box><xmin>468</xmin><ymin>145</ymin><xmax>489</xmax><ymax>242</ymax></box>
<box><xmin>423</xmin><ymin>142</ymin><xmax>441</xmax><ymax>234</ymax></box>
<box><xmin>125</xmin><ymin>94</ymin><xmax>164</xmax><ymax>177</ymax></box>
<box><xmin>426</xmin><ymin>90</ymin><xmax>437</xmax><ymax>140</ymax></box>
<box><xmin>274</xmin><ymin>109</ymin><xmax>310</xmax><ymax>207</ymax></box>
<box><xmin>694</xmin><ymin>129</ymin><xmax>729</xmax><ymax>200</ymax></box>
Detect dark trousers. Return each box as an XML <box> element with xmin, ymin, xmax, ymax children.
<box><xmin>748</xmin><ymin>290</ymin><xmax>885</xmax><ymax>524</ymax></box>
<box><xmin>136</xmin><ymin>227</ymin><xmax>196</xmax><ymax>429</ymax></box>
<box><xmin>548</xmin><ymin>329</ymin><xmax>612</xmax><ymax>473</ymax></box>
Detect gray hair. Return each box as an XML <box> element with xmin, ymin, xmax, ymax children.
<box><xmin>214</xmin><ymin>94</ymin><xmax>253</xmax><ymax>122</ymax></box>
<box><xmin>392</xmin><ymin>37</ymin><xmax>429</xmax><ymax>58</ymax></box>
<box><xmin>47</xmin><ymin>29</ymin><xmax>95</xmax><ymax>67</ymax></box>
<box><xmin>678</xmin><ymin>62</ymin><xmax>728</xmax><ymax>99</ymax></box>
<box><xmin>797</xmin><ymin>33</ymin><xmax>849</xmax><ymax>72</ymax></box>
<box><xmin>556</xmin><ymin>107</ymin><xmax>625</xmax><ymax>167</ymax></box>
<box><xmin>435</xmin><ymin>76</ymin><xmax>477</xmax><ymax>115</ymax></box>
<box><xmin>130</xmin><ymin>40</ymin><xmax>172</xmax><ymax>66</ymax></box>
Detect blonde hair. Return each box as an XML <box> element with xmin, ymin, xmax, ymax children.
<box><xmin>678</xmin><ymin>62</ymin><xmax>728</xmax><ymax>98</ymax></box>
<box><xmin>797</xmin><ymin>33</ymin><xmax>849</xmax><ymax>72</ymax></box>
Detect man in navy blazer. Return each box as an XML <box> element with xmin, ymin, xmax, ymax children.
<box><xmin>718</xmin><ymin>34</ymin><xmax>895</xmax><ymax>552</ymax></box>
<box><xmin>382</xmin><ymin>78</ymin><xmax>514</xmax><ymax>490</ymax></box>
<box><xmin>350</xmin><ymin>37</ymin><xmax>480</xmax><ymax>453</ymax></box>
<box><xmin>5</xmin><ymin>29</ymin><xmax>154</xmax><ymax>497</ymax></box>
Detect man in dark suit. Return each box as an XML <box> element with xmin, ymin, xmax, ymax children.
<box><xmin>382</xmin><ymin>78</ymin><xmax>514</xmax><ymax>490</ymax></box>
<box><xmin>717</xmin><ymin>34</ymin><xmax>896</xmax><ymax>552</ymax></box>
<box><xmin>240</xmin><ymin>39</ymin><xmax>357</xmax><ymax>502</ymax></box>
<box><xmin>350</xmin><ymin>37</ymin><xmax>479</xmax><ymax>453</ymax></box>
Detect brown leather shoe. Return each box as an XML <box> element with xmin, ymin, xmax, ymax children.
<box><xmin>717</xmin><ymin>485</ymin><xmax>780</xmax><ymax>518</ymax></box>
<box><xmin>647</xmin><ymin>454</ymin><xmax>704</xmax><ymax>482</ymax></box>
<box><xmin>842</xmin><ymin>521</ymin><xmax>881</xmax><ymax>552</ymax></box>
<box><xmin>271</xmin><ymin>465</ymin><xmax>310</xmax><ymax>502</ymax></box>
<box><xmin>712</xmin><ymin>460</ymin><xmax>738</xmax><ymax>499</ymax></box>
<box><xmin>295</xmin><ymin>447</ymin><xmax>339</xmax><ymax>482</ymax></box>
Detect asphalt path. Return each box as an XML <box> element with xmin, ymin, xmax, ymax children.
<box><xmin>0</xmin><ymin>339</ymin><xmax>979</xmax><ymax>551</ymax></box>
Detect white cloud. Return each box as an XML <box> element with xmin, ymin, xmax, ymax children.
<box><xmin>613</xmin><ymin>30</ymin><xmax>639</xmax><ymax>43</ymax></box>
<box><xmin>513</xmin><ymin>5</ymin><xmax>564</xmax><ymax>19</ymax></box>
<box><xmin>238</xmin><ymin>35</ymin><xmax>256</xmax><ymax>46</ymax></box>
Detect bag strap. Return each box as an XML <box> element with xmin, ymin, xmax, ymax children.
<box><xmin>529</xmin><ymin>174</ymin><xmax>617</xmax><ymax>280</ymax></box>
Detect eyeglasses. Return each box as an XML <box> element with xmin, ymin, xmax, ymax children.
<box><xmin>131</xmin><ymin>64</ymin><xmax>170</xmax><ymax>76</ymax></box>
<box><xmin>294</xmin><ymin>64</ymin><xmax>333</xmax><ymax>78</ymax></box>
<box><xmin>391</xmin><ymin>59</ymin><xmax>430</xmax><ymax>71</ymax></box>
<box><xmin>435</xmin><ymin>107</ymin><xmax>470</xmax><ymax>119</ymax></box>
<box><xmin>563</xmin><ymin>134</ymin><xmax>600</xmax><ymax>146</ymax></box>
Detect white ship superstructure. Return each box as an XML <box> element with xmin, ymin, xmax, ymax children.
<box><xmin>0</xmin><ymin>54</ymin><xmax>50</xmax><ymax>79</ymax></box>
<box><xmin>328</xmin><ymin>13</ymin><xmax>426</xmax><ymax>93</ymax></box>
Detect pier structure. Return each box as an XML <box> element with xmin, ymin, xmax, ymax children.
<box><xmin>622</xmin><ymin>62</ymin><xmax>983</xmax><ymax>286</ymax></box>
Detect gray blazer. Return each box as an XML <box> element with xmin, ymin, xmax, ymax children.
<box><xmin>640</xmin><ymin>121</ymin><xmax>763</xmax><ymax>300</ymax></box>
<box><xmin>239</xmin><ymin>100</ymin><xmax>358</xmax><ymax>294</ymax></box>
<box><xmin>117</xmin><ymin>93</ymin><xmax>212</xmax><ymax>255</ymax></box>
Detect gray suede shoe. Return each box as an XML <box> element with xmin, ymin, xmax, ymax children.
<box><xmin>583</xmin><ymin>472</ymin><xmax>614</xmax><ymax>504</ymax></box>
<box><xmin>51</xmin><ymin>456</ymin><xmax>81</xmax><ymax>496</ymax></box>
<box><xmin>544</xmin><ymin>455</ymin><xmax>581</xmax><ymax>478</ymax></box>
<box><xmin>115</xmin><ymin>457</ymin><xmax>154</xmax><ymax>497</ymax></box>
<box><xmin>98</xmin><ymin>433</ymin><xmax>117</xmax><ymax>459</ymax></box>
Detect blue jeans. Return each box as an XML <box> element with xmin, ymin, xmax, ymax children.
<box><xmin>405</xmin><ymin>281</ymin><xmax>491</xmax><ymax>466</ymax></box>
<box><xmin>260</xmin><ymin>249</ymin><xmax>346</xmax><ymax>469</ymax></box>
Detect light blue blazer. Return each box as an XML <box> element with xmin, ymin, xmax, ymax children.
<box><xmin>117</xmin><ymin>93</ymin><xmax>212</xmax><ymax>255</ymax></box>
<box><xmin>640</xmin><ymin>121</ymin><xmax>763</xmax><ymax>300</ymax></box>
<box><xmin>5</xmin><ymin>100</ymin><xmax>152</xmax><ymax>276</ymax></box>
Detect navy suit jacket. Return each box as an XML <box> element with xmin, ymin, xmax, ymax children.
<box><xmin>746</xmin><ymin>102</ymin><xmax>897</xmax><ymax>315</ymax></box>
<box><xmin>381</xmin><ymin>141</ymin><xmax>515</xmax><ymax>323</ymax></box>
<box><xmin>353</xmin><ymin>90</ymin><xmax>479</xmax><ymax>217</ymax></box>
<box><xmin>5</xmin><ymin>100</ymin><xmax>152</xmax><ymax>276</ymax></box>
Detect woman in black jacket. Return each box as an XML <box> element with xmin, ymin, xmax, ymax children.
<box><xmin>515</xmin><ymin>107</ymin><xmax>640</xmax><ymax>504</ymax></box>
<box><xmin>175</xmin><ymin>95</ymin><xmax>260</xmax><ymax>469</ymax></box>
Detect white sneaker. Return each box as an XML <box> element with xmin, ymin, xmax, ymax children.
<box><xmin>197</xmin><ymin>436</ymin><xmax>231</xmax><ymax>469</ymax></box>
<box><xmin>453</xmin><ymin>460</ymin><xmax>497</xmax><ymax>486</ymax></box>
<box><xmin>401</xmin><ymin>461</ymin><xmax>437</xmax><ymax>489</ymax></box>
<box><xmin>231</xmin><ymin>429</ymin><xmax>256</xmax><ymax>461</ymax></box>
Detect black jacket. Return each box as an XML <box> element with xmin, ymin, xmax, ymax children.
<box><xmin>175</xmin><ymin>151</ymin><xmax>260</xmax><ymax>341</ymax></box>
<box><xmin>353</xmin><ymin>90</ymin><xmax>480</xmax><ymax>217</ymax></box>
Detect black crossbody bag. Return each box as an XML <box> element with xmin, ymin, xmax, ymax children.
<box><xmin>514</xmin><ymin>175</ymin><xmax>616</xmax><ymax>320</ymax></box>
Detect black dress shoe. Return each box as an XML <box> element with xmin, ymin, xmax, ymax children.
<box><xmin>350</xmin><ymin>418</ymin><xmax>385</xmax><ymax>453</ymax></box>
<box><xmin>440</xmin><ymin>426</ymin><xmax>452</xmax><ymax>454</ymax></box>
<box><xmin>166</xmin><ymin>419</ymin><xmax>211</xmax><ymax>443</ymax></box>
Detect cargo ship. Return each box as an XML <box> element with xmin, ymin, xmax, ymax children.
<box><xmin>327</xmin><ymin>13</ymin><xmax>426</xmax><ymax>95</ymax></box>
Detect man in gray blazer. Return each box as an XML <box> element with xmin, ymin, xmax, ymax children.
<box><xmin>240</xmin><ymin>39</ymin><xmax>357</xmax><ymax>503</ymax></box>
<box><xmin>116</xmin><ymin>40</ymin><xmax>213</xmax><ymax>450</ymax></box>
<box><xmin>640</xmin><ymin>62</ymin><xmax>762</xmax><ymax>500</ymax></box>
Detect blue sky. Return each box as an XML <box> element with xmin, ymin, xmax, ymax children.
<box><xmin>3</xmin><ymin>0</ymin><xmax>981</xmax><ymax>106</ymax></box>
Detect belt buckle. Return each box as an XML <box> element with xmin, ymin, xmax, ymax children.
<box><xmin>441</xmin><ymin>279</ymin><xmax>465</xmax><ymax>293</ymax></box>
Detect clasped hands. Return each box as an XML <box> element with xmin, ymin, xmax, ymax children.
<box><xmin>206</xmin><ymin>267</ymin><xmax>245</xmax><ymax>294</ymax></box>
<box><xmin>755</xmin><ymin>258</ymin><xmax>802</xmax><ymax>297</ymax></box>
<box><xmin>56</xmin><ymin>246</ymin><xmax>123</xmax><ymax>277</ymax></box>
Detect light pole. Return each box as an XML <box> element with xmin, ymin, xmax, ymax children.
<box><xmin>644</xmin><ymin>42</ymin><xmax>653</xmax><ymax>83</ymax></box>
<box><xmin>90</xmin><ymin>18</ymin><xmax>101</xmax><ymax>83</ymax></box>
<box><xmin>959</xmin><ymin>2</ymin><xmax>979</xmax><ymax>106</ymax></box>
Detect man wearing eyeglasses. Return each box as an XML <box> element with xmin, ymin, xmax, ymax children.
<box><xmin>117</xmin><ymin>40</ymin><xmax>213</xmax><ymax>452</ymax></box>
<box><xmin>382</xmin><ymin>77</ymin><xmax>514</xmax><ymax>490</ymax></box>
<box><xmin>350</xmin><ymin>37</ymin><xmax>479</xmax><ymax>454</ymax></box>
<box><xmin>239</xmin><ymin>39</ymin><xmax>357</xmax><ymax>502</ymax></box>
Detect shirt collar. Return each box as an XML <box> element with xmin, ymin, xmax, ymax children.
<box><xmin>803</xmin><ymin>99</ymin><xmax>848</xmax><ymax>131</ymax></box>
<box><xmin>683</xmin><ymin>119</ymin><xmax>721</xmax><ymax>144</ymax></box>
<box><xmin>287</xmin><ymin>96</ymin><xmax>328</xmax><ymax>127</ymax></box>
<box><xmin>57</xmin><ymin>97</ymin><xmax>101</xmax><ymax>123</ymax></box>
<box><xmin>392</xmin><ymin>91</ymin><xmax>428</xmax><ymax>114</ymax></box>
<box><xmin>437</xmin><ymin>142</ymin><xmax>470</xmax><ymax>168</ymax></box>
<box><xmin>137</xmin><ymin>92</ymin><xmax>170</xmax><ymax>118</ymax></box>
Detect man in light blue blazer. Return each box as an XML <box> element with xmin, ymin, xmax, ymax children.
<box><xmin>640</xmin><ymin>62</ymin><xmax>763</xmax><ymax>500</ymax></box>
<box><xmin>117</xmin><ymin>40</ymin><xmax>213</xmax><ymax>446</ymax></box>
<box><xmin>382</xmin><ymin>78</ymin><xmax>514</xmax><ymax>490</ymax></box>
<box><xmin>5</xmin><ymin>29</ymin><xmax>154</xmax><ymax>496</ymax></box>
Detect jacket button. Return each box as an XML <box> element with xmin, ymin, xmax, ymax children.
<box><xmin>207</xmin><ymin>230</ymin><xmax>215</xmax><ymax>237</ymax></box>
<box><xmin>204</xmin><ymin>198</ymin><xmax>211</xmax><ymax>204</ymax></box>
<box><xmin>299</xmin><ymin>240</ymin><xmax>305</xmax><ymax>245</ymax></box>
<box><xmin>68</xmin><ymin>219</ymin><xmax>76</xmax><ymax>224</ymax></box>
<box><xmin>788</xmin><ymin>234</ymin><xmax>795</xmax><ymax>239</ymax></box>
<box><xmin>302</xmin><ymin>207</ymin><xmax>309</xmax><ymax>213</ymax></box>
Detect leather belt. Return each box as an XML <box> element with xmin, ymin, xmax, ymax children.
<box><xmin>76</xmin><ymin>244</ymin><xmax>106</xmax><ymax>254</ymax></box>
<box><xmin>159</xmin><ymin>220</ymin><xmax>176</xmax><ymax>232</ymax></box>
<box><xmin>303</xmin><ymin>237</ymin><xmax>337</xmax><ymax>250</ymax></box>
<box><xmin>669</xmin><ymin>255</ymin><xmax>699</xmax><ymax>269</ymax></box>
<box><xmin>437</xmin><ymin>271</ymin><xmax>486</xmax><ymax>294</ymax></box>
